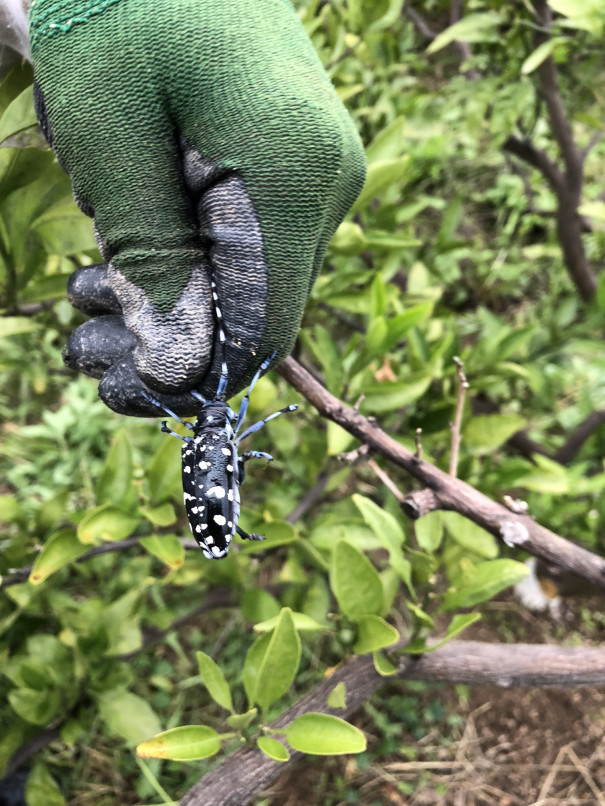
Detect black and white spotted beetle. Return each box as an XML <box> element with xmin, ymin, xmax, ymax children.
<box><xmin>142</xmin><ymin>281</ymin><xmax>297</xmax><ymax>559</ymax></box>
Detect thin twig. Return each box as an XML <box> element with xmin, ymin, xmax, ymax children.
<box><xmin>449</xmin><ymin>357</ymin><xmax>468</xmax><ymax>477</ymax></box>
<box><xmin>414</xmin><ymin>427</ymin><xmax>423</xmax><ymax>461</ymax></box>
<box><xmin>367</xmin><ymin>458</ymin><xmax>405</xmax><ymax>503</ymax></box>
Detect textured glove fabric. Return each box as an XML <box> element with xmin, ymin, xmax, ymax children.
<box><xmin>29</xmin><ymin>0</ymin><xmax>366</xmax><ymax>415</ymax></box>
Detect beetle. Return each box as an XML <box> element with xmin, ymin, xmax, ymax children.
<box><xmin>142</xmin><ymin>281</ymin><xmax>297</xmax><ymax>559</ymax></box>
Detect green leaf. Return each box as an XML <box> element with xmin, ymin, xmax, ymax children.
<box><xmin>463</xmin><ymin>414</ymin><xmax>526</xmax><ymax>455</ymax></box>
<box><xmin>286</xmin><ymin>714</ymin><xmax>366</xmax><ymax>755</ymax></box>
<box><xmin>330</xmin><ymin>221</ymin><xmax>366</xmax><ymax>254</ymax></box>
<box><xmin>439</xmin><ymin>559</ymin><xmax>529</xmax><ymax>612</ymax></box>
<box><xmin>442</xmin><ymin>512</ymin><xmax>498</xmax><ymax>559</ymax></box>
<box><xmin>521</xmin><ymin>37</ymin><xmax>566</xmax><ymax>75</ymax></box>
<box><xmin>516</xmin><ymin>454</ymin><xmax>570</xmax><ymax>494</ymax></box>
<box><xmin>330</xmin><ymin>540</ymin><xmax>384</xmax><ymax>621</ymax></box>
<box><xmin>404</xmin><ymin>613</ymin><xmax>481</xmax><ymax>653</ymax></box>
<box><xmin>253</xmin><ymin>611</ymin><xmax>326</xmax><ymax>633</ymax></box>
<box><xmin>136</xmin><ymin>725</ymin><xmax>221</xmax><ymax>761</ymax></box>
<box><xmin>326</xmin><ymin>420</ymin><xmax>356</xmax><ymax>455</ymax></box>
<box><xmin>8</xmin><ymin>688</ymin><xmax>61</xmax><ymax>725</ymax></box>
<box><xmin>0</xmin><ymin>85</ymin><xmax>37</xmax><ymax>144</ymax></box>
<box><xmin>579</xmin><ymin>200</ymin><xmax>605</xmax><ymax>223</ymax></box>
<box><xmin>0</xmin><ymin>317</ymin><xmax>40</xmax><ymax>337</ymax></box>
<box><xmin>20</xmin><ymin>273</ymin><xmax>71</xmax><ymax>303</ymax></box>
<box><xmin>238</xmin><ymin>520</ymin><xmax>297</xmax><ymax>553</ymax></box>
<box><xmin>427</xmin><ymin>12</ymin><xmax>503</xmax><ymax>54</ymax></box>
<box><xmin>31</xmin><ymin>200</ymin><xmax>98</xmax><ymax>256</ymax></box>
<box><xmin>240</xmin><ymin>588</ymin><xmax>281</xmax><ymax>623</ymax></box>
<box><xmin>140</xmin><ymin>502</ymin><xmax>177</xmax><ymax>526</ymax></box>
<box><xmin>96</xmin><ymin>429</ymin><xmax>133</xmax><ymax>507</ymax></box>
<box><xmin>196</xmin><ymin>651</ymin><xmax>233</xmax><ymax>713</ymax></box>
<box><xmin>360</xmin><ymin>375</ymin><xmax>432</xmax><ymax>413</ymax></box>
<box><xmin>29</xmin><ymin>529</ymin><xmax>88</xmax><ymax>585</ymax></box>
<box><xmin>415</xmin><ymin>511</ymin><xmax>443</xmax><ymax>553</ymax></box>
<box><xmin>353</xmin><ymin>615</ymin><xmax>399</xmax><ymax>654</ymax></box>
<box><xmin>353</xmin><ymin>495</ymin><xmax>413</xmax><ymax>594</ymax></box>
<box><xmin>146</xmin><ymin>437</ymin><xmax>182</xmax><ymax>503</ymax></box>
<box><xmin>77</xmin><ymin>504</ymin><xmax>139</xmax><ymax>544</ymax></box>
<box><xmin>226</xmin><ymin>708</ymin><xmax>258</xmax><ymax>731</ymax></box>
<box><xmin>365</xmin><ymin>116</ymin><xmax>406</xmax><ymax>163</ymax></box>
<box><xmin>353</xmin><ymin>495</ymin><xmax>405</xmax><ymax>549</ymax></box>
<box><xmin>352</xmin><ymin>156</ymin><xmax>410</xmax><ymax>210</ymax></box>
<box><xmin>242</xmin><ymin>608</ymin><xmax>301</xmax><ymax>711</ymax></box>
<box><xmin>257</xmin><ymin>735</ymin><xmax>289</xmax><ymax>762</ymax></box>
<box><xmin>0</xmin><ymin>494</ymin><xmax>23</xmax><ymax>523</ymax></box>
<box><xmin>25</xmin><ymin>763</ymin><xmax>66</xmax><ymax>806</ymax></box>
<box><xmin>97</xmin><ymin>689</ymin><xmax>162</xmax><ymax>744</ymax></box>
<box><xmin>326</xmin><ymin>682</ymin><xmax>347</xmax><ymax>710</ymax></box>
<box><xmin>139</xmin><ymin>535</ymin><xmax>184</xmax><ymax>569</ymax></box>
<box><xmin>373</xmin><ymin>651</ymin><xmax>398</xmax><ymax>677</ymax></box>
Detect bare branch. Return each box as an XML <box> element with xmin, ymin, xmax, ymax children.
<box><xmin>180</xmin><ymin>641</ymin><xmax>605</xmax><ymax>806</ymax></box>
<box><xmin>403</xmin><ymin>1</ymin><xmax>436</xmax><ymax>41</ymax></box>
<box><xmin>555</xmin><ymin>410</ymin><xmax>605</xmax><ymax>465</ymax></box>
<box><xmin>502</xmin><ymin>135</ymin><xmax>564</xmax><ymax>193</ymax></box>
<box><xmin>533</xmin><ymin>0</ymin><xmax>583</xmax><ymax>193</ymax></box>
<box><xmin>278</xmin><ymin>357</ymin><xmax>605</xmax><ymax>588</ymax></box>
<box><xmin>368</xmin><ymin>458</ymin><xmax>405</xmax><ymax>503</ymax></box>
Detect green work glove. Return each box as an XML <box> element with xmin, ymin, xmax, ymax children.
<box><xmin>29</xmin><ymin>0</ymin><xmax>365</xmax><ymax>415</ymax></box>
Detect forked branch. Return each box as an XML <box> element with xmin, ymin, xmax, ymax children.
<box><xmin>278</xmin><ymin>357</ymin><xmax>605</xmax><ymax>588</ymax></box>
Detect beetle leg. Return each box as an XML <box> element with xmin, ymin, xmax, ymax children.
<box><xmin>241</xmin><ymin>450</ymin><xmax>273</xmax><ymax>463</ymax></box>
<box><xmin>235</xmin><ymin>404</ymin><xmax>298</xmax><ymax>444</ymax></box>
<box><xmin>161</xmin><ymin>422</ymin><xmax>193</xmax><ymax>442</ymax></box>
<box><xmin>233</xmin><ymin>351</ymin><xmax>277</xmax><ymax>435</ymax></box>
<box><xmin>236</xmin><ymin>525</ymin><xmax>265</xmax><ymax>542</ymax></box>
<box><xmin>142</xmin><ymin>391</ymin><xmax>195</xmax><ymax>431</ymax></box>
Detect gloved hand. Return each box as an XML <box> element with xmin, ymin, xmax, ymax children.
<box><xmin>29</xmin><ymin>0</ymin><xmax>366</xmax><ymax>416</ymax></box>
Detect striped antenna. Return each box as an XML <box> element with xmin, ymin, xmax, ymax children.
<box><xmin>210</xmin><ymin>276</ymin><xmax>229</xmax><ymax>399</ymax></box>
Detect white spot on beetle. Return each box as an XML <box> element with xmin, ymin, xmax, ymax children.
<box><xmin>201</xmin><ymin>523</ymin><xmax>208</xmax><ymax>530</ymax></box>
<box><xmin>207</xmin><ymin>486</ymin><xmax>225</xmax><ymax>498</ymax></box>
<box><xmin>195</xmin><ymin>525</ymin><xmax>202</xmax><ymax>533</ymax></box>
<box><xmin>184</xmin><ymin>492</ymin><xmax>195</xmax><ymax>502</ymax></box>
<box><xmin>211</xmin><ymin>545</ymin><xmax>222</xmax><ymax>557</ymax></box>
<box><xmin>213</xmin><ymin>514</ymin><xmax>226</xmax><ymax>526</ymax></box>
<box><xmin>199</xmin><ymin>461</ymin><xmax>210</xmax><ymax>470</ymax></box>
<box><xmin>202</xmin><ymin>548</ymin><xmax>213</xmax><ymax>559</ymax></box>
<box><xmin>191</xmin><ymin>507</ymin><xmax>198</xmax><ymax>514</ymax></box>
<box><xmin>221</xmin><ymin>447</ymin><xmax>230</xmax><ymax>456</ymax></box>
<box><xmin>226</xmin><ymin>464</ymin><xmax>233</xmax><ymax>472</ymax></box>
<box><xmin>183</xmin><ymin>465</ymin><xmax>192</xmax><ymax>474</ymax></box>
<box><xmin>228</xmin><ymin>490</ymin><xmax>234</xmax><ymax>501</ymax></box>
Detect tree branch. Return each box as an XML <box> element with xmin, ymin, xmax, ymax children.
<box><xmin>502</xmin><ymin>135</ymin><xmax>564</xmax><ymax>193</ymax></box>
<box><xmin>179</xmin><ymin>641</ymin><xmax>605</xmax><ymax>806</ymax></box>
<box><xmin>554</xmin><ymin>410</ymin><xmax>605</xmax><ymax>465</ymax></box>
<box><xmin>277</xmin><ymin>357</ymin><xmax>605</xmax><ymax>588</ymax></box>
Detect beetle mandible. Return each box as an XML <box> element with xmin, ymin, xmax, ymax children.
<box><xmin>142</xmin><ymin>279</ymin><xmax>297</xmax><ymax>559</ymax></box>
